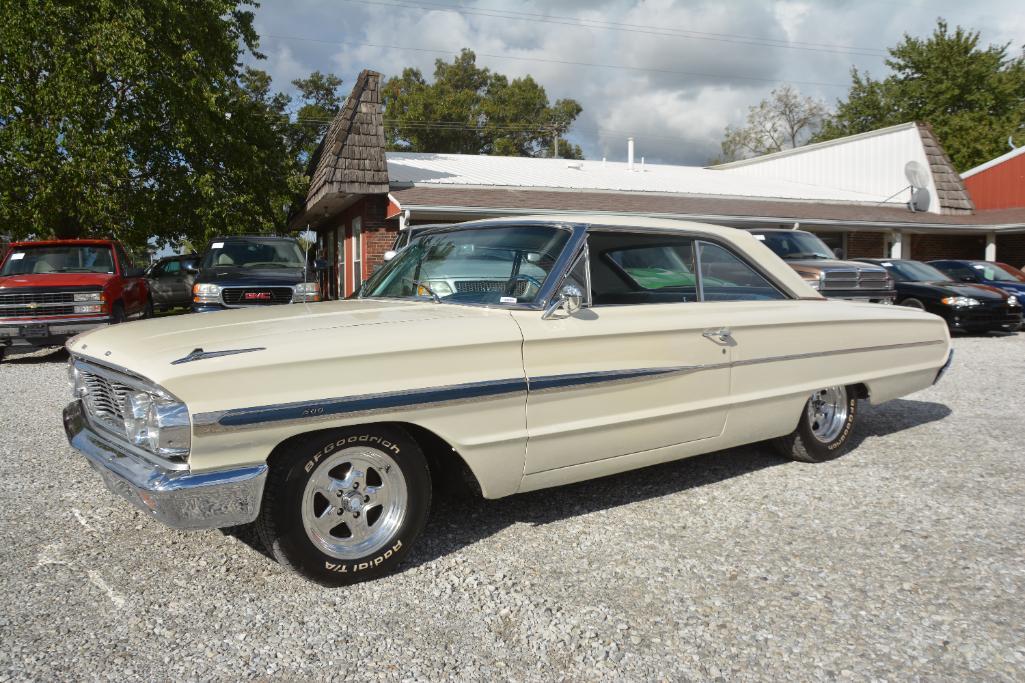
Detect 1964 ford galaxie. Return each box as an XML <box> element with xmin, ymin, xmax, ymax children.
<box><xmin>63</xmin><ymin>217</ymin><xmax>952</xmax><ymax>585</ymax></box>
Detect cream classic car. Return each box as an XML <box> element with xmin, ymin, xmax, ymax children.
<box><xmin>63</xmin><ymin>216</ymin><xmax>953</xmax><ymax>585</ymax></box>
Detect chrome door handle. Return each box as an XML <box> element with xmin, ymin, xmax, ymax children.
<box><xmin>702</xmin><ymin>327</ymin><xmax>732</xmax><ymax>343</ymax></box>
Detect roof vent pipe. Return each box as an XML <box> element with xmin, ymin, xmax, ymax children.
<box><xmin>627</xmin><ymin>137</ymin><xmax>635</xmax><ymax>171</ymax></box>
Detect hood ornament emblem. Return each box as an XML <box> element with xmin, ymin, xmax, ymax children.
<box><xmin>171</xmin><ymin>347</ymin><xmax>265</xmax><ymax>365</ymax></box>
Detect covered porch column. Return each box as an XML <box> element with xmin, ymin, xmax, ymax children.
<box><xmin>889</xmin><ymin>230</ymin><xmax>904</xmax><ymax>259</ymax></box>
<box><xmin>985</xmin><ymin>231</ymin><xmax>997</xmax><ymax>261</ymax></box>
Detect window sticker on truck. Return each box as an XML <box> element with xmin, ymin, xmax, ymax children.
<box><xmin>10</xmin><ymin>253</ymin><xmax>24</xmax><ymax>260</ymax></box>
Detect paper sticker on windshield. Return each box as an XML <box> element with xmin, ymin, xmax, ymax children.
<box><xmin>500</xmin><ymin>296</ymin><xmax>518</xmax><ymax>304</ymax></box>
<box><xmin>881</xmin><ymin>261</ymin><xmax>893</xmax><ymax>266</ymax></box>
<box><xmin>753</xmin><ymin>234</ymin><xmax>765</xmax><ymax>240</ymax></box>
<box><xmin>211</xmin><ymin>242</ymin><xmax>224</xmax><ymax>249</ymax></box>
<box><xmin>9</xmin><ymin>252</ymin><xmax>25</xmax><ymax>260</ymax></box>
<box><xmin>973</xmin><ymin>264</ymin><xmax>985</xmax><ymax>269</ymax></box>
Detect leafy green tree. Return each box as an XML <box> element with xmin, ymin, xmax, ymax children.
<box><xmin>816</xmin><ymin>20</ymin><xmax>1025</xmax><ymax>170</ymax></box>
<box><xmin>382</xmin><ymin>50</ymin><xmax>583</xmax><ymax>158</ymax></box>
<box><xmin>290</xmin><ymin>70</ymin><xmax>344</xmax><ymax>165</ymax></box>
<box><xmin>716</xmin><ymin>85</ymin><xmax>828</xmax><ymax>163</ymax></box>
<box><xmin>0</xmin><ymin>0</ymin><xmax>303</xmax><ymax>249</ymax></box>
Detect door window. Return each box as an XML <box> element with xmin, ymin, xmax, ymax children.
<box><xmin>698</xmin><ymin>242</ymin><xmax>786</xmax><ymax>301</ymax></box>
<box><xmin>162</xmin><ymin>260</ymin><xmax>181</xmax><ymax>275</ymax></box>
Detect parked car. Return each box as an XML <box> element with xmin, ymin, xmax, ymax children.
<box><xmin>749</xmin><ymin>229</ymin><xmax>896</xmax><ymax>303</ymax></box>
<box><xmin>190</xmin><ymin>235</ymin><xmax>325</xmax><ymax>312</ymax></box>
<box><xmin>0</xmin><ymin>238</ymin><xmax>150</xmax><ymax>361</ymax></box>
<box><xmin>146</xmin><ymin>254</ymin><xmax>199</xmax><ymax>311</ymax></box>
<box><xmin>855</xmin><ymin>258</ymin><xmax>1022</xmax><ymax>333</ymax></box>
<box><xmin>927</xmin><ymin>260</ymin><xmax>1025</xmax><ymax>302</ymax></box>
<box><xmin>63</xmin><ymin>216</ymin><xmax>951</xmax><ymax>585</ymax></box>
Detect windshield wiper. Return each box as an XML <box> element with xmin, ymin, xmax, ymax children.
<box><xmin>412</xmin><ymin>280</ymin><xmax>443</xmax><ymax>303</ymax></box>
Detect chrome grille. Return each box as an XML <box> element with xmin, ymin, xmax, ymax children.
<box><xmin>821</xmin><ymin>269</ymin><xmax>890</xmax><ymax>291</ymax></box>
<box><xmin>0</xmin><ymin>289</ymin><xmax>97</xmax><ymax>318</ymax></box>
<box><xmin>81</xmin><ymin>369</ymin><xmax>131</xmax><ymax>437</ymax></box>
<box><xmin>453</xmin><ymin>280</ymin><xmax>528</xmax><ymax>296</ymax></box>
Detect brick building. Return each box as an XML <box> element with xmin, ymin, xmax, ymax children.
<box><xmin>291</xmin><ymin>72</ymin><xmax>1025</xmax><ymax>299</ymax></box>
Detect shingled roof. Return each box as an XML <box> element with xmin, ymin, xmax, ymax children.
<box><xmin>302</xmin><ymin>70</ymin><xmax>389</xmax><ymax>211</ymax></box>
<box><xmin>916</xmin><ymin>122</ymin><xmax>974</xmax><ymax>214</ymax></box>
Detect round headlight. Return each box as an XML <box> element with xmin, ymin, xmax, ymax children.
<box><xmin>1008</xmin><ymin>295</ymin><xmax>1020</xmax><ymax>307</ymax></box>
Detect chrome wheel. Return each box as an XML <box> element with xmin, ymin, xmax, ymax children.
<box><xmin>806</xmin><ymin>386</ymin><xmax>849</xmax><ymax>443</ymax></box>
<box><xmin>301</xmin><ymin>446</ymin><xmax>408</xmax><ymax>560</ymax></box>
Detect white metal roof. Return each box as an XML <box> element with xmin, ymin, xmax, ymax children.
<box><xmin>708</xmin><ymin>122</ymin><xmax>943</xmax><ymax>214</ymax></box>
<box><xmin>961</xmin><ymin>144</ymin><xmax>1025</xmax><ymax>178</ymax></box>
<box><xmin>386</xmin><ymin>152</ymin><xmax>900</xmax><ymax>205</ymax></box>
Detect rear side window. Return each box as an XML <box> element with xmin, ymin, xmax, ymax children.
<box><xmin>698</xmin><ymin>242</ymin><xmax>786</xmax><ymax>301</ymax></box>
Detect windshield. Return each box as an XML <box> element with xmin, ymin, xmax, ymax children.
<box><xmin>881</xmin><ymin>260</ymin><xmax>949</xmax><ymax>282</ymax></box>
<box><xmin>978</xmin><ymin>262</ymin><xmax>1025</xmax><ymax>283</ymax></box>
<box><xmin>755</xmin><ymin>232</ymin><xmax>834</xmax><ymax>260</ymax></box>
<box><xmin>1</xmin><ymin>245</ymin><xmax>115</xmax><ymax>276</ymax></box>
<box><xmin>361</xmin><ymin>225</ymin><xmax>570</xmax><ymax>304</ymax></box>
<box><xmin>201</xmin><ymin>239</ymin><xmax>305</xmax><ymax>269</ymax></box>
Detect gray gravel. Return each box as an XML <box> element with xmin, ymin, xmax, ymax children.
<box><xmin>1</xmin><ymin>333</ymin><xmax>1024</xmax><ymax>681</ymax></box>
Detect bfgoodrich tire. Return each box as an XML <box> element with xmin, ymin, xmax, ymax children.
<box><xmin>256</xmin><ymin>426</ymin><xmax>431</xmax><ymax>586</ymax></box>
<box><xmin>772</xmin><ymin>385</ymin><xmax>858</xmax><ymax>463</ymax></box>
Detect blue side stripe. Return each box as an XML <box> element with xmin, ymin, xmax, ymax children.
<box><xmin>528</xmin><ymin>367</ymin><xmax>683</xmax><ymax>391</ymax></box>
<box><xmin>217</xmin><ymin>378</ymin><xmax>528</xmax><ymax>427</ymax></box>
<box><xmin>215</xmin><ymin>367</ymin><xmax>686</xmax><ymax>427</ymax></box>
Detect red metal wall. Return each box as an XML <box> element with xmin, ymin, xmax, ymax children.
<box><xmin>964</xmin><ymin>150</ymin><xmax>1025</xmax><ymax>210</ymax></box>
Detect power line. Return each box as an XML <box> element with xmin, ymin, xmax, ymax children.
<box><xmin>265</xmin><ymin>34</ymin><xmax>854</xmax><ymax>89</ymax></box>
<box><xmin>294</xmin><ymin>115</ymin><xmax>697</xmax><ymax>144</ymax></box>
<box><xmin>337</xmin><ymin>0</ymin><xmax>889</xmax><ymax>58</ymax></box>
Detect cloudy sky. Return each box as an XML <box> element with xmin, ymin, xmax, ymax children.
<box><xmin>245</xmin><ymin>0</ymin><xmax>1024</xmax><ymax>165</ymax></box>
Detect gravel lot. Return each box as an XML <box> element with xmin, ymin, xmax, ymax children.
<box><xmin>1</xmin><ymin>333</ymin><xmax>1024</xmax><ymax>681</ymax></box>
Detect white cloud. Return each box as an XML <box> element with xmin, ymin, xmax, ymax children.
<box><xmin>245</xmin><ymin>0</ymin><xmax>1025</xmax><ymax>164</ymax></box>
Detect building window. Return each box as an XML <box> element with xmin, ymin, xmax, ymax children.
<box><xmin>336</xmin><ymin>227</ymin><xmax>345</xmax><ymax>299</ymax></box>
<box><xmin>352</xmin><ymin>217</ymin><xmax>363</xmax><ymax>292</ymax></box>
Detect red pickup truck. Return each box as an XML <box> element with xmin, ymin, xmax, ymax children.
<box><xmin>0</xmin><ymin>239</ymin><xmax>151</xmax><ymax>361</ymax></box>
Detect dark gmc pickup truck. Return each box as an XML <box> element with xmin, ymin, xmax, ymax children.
<box><xmin>0</xmin><ymin>239</ymin><xmax>150</xmax><ymax>361</ymax></box>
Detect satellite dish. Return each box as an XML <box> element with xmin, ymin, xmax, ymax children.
<box><xmin>904</xmin><ymin>160</ymin><xmax>930</xmax><ymax>189</ymax></box>
<box><xmin>909</xmin><ymin>187</ymin><xmax>931</xmax><ymax>212</ymax></box>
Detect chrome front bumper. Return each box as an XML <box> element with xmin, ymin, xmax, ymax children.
<box><xmin>62</xmin><ymin>400</ymin><xmax>267</xmax><ymax>530</ymax></box>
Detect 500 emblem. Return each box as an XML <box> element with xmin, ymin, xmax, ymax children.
<box><xmin>302</xmin><ymin>406</ymin><xmax>325</xmax><ymax>417</ymax></box>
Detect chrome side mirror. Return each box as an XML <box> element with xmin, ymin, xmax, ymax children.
<box><xmin>542</xmin><ymin>284</ymin><xmax>584</xmax><ymax>320</ymax></box>
<box><xmin>383</xmin><ymin>250</ymin><xmax>398</xmax><ymax>262</ymax></box>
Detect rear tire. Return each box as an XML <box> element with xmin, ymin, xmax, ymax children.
<box><xmin>256</xmin><ymin>426</ymin><xmax>432</xmax><ymax>586</ymax></box>
<box><xmin>773</xmin><ymin>385</ymin><xmax>858</xmax><ymax>463</ymax></box>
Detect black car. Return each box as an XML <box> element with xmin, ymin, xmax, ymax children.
<box><xmin>855</xmin><ymin>259</ymin><xmax>1022</xmax><ymax>333</ymax></box>
<box><xmin>190</xmin><ymin>236</ymin><xmax>324</xmax><ymax>312</ymax></box>
<box><xmin>146</xmin><ymin>254</ymin><xmax>199</xmax><ymax>311</ymax></box>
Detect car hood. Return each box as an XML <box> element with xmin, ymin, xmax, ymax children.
<box><xmin>0</xmin><ymin>273</ymin><xmax>113</xmax><ymax>290</ymax></box>
<box><xmin>195</xmin><ymin>267</ymin><xmax>308</xmax><ymax>286</ymax></box>
<box><xmin>67</xmin><ymin>299</ymin><xmax>522</xmax><ymax>406</ymax></box>
<box><xmin>989</xmin><ymin>281</ymin><xmax>1025</xmax><ymax>295</ymax></box>
<box><xmin>905</xmin><ymin>281</ymin><xmax>1010</xmax><ymax>300</ymax></box>
<box><xmin>783</xmin><ymin>259</ymin><xmax>886</xmax><ymax>276</ymax></box>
